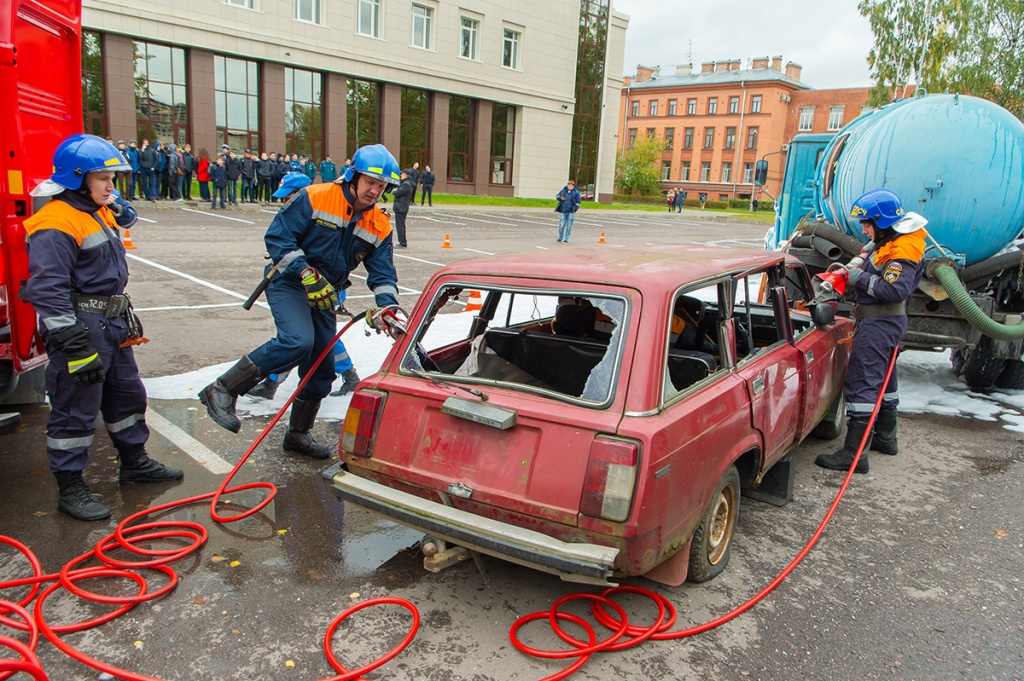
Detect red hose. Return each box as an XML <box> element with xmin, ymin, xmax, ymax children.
<box><xmin>0</xmin><ymin>314</ymin><xmax>419</xmax><ymax>681</ymax></box>
<box><xmin>510</xmin><ymin>347</ymin><xmax>901</xmax><ymax>678</ymax></box>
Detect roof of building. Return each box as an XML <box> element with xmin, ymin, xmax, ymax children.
<box><xmin>629</xmin><ymin>68</ymin><xmax>811</xmax><ymax>91</ymax></box>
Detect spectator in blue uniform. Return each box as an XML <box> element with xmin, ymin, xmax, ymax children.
<box><xmin>199</xmin><ymin>145</ymin><xmax>402</xmax><ymax>459</ymax></box>
<box><xmin>319</xmin><ymin>154</ymin><xmax>337</xmax><ymax>183</ymax></box>
<box><xmin>23</xmin><ymin>134</ymin><xmax>183</xmax><ymax>521</ymax></box>
<box><xmin>816</xmin><ymin>189</ymin><xmax>927</xmax><ymax>474</ymax></box>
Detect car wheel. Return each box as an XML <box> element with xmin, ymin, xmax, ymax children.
<box><xmin>811</xmin><ymin>391</ymin><xmax>845</xmax><ymax>440</ymax></box>
<box><xmin>961</xmin><ymin>337</ymin><xmax>1005</xmax><ymax>389</ymax></box>
<box><xmin>995</xmin><ymin>359</ymin><xmax>1024</xmax><ymax>390</ymax></box>
<box><xmin>688</xmin><ymin>465</ymin><xmax>740</xmax><ymax>583</ymax></box>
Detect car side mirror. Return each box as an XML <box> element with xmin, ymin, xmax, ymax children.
<box><xmin>812</xmin><ymin>302</ymin><xmax>836</xmax><ymax>327</ymax></box>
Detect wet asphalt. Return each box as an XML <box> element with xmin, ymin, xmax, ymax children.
<box><xmin>1</xmin><ymin>203</ymin><xmax>1021</xmax><ymax>680</ymax></box>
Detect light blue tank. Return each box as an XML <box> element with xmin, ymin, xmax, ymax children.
<box><xmin>815</xmin><ymin>94</ymin><xmax>1024</xmax><ymax>265</ymax></box>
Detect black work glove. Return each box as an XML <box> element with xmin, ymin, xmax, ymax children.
<box><xmin>49</xmin><ymin>322</ymin><xmax>105</xmax><ymax>386</ymax></box>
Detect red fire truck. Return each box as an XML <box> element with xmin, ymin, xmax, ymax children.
<box><xmin>0</xmin><ymin>0</ymin><xmax>83</xmax><ymax>418</ymax></box>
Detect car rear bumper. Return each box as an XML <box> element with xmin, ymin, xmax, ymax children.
<box><xmin>322</xmin><ymin>464</ymin><xmax>619</xmax><ymax>586</ymax></box>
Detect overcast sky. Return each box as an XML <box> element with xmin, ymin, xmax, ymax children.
<box><xmin>612</xmin><ymin>0</ymin><xmax>876</xmax><ymax>90</ymax></box>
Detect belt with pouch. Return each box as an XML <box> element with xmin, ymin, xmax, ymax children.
<box><xmin>71</xmin><ymin>293</ymin><xmax>131</xmax><ymax>317</ymax></box>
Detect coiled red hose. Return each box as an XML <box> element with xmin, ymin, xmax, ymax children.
<box><xmin>509</xmin><ymin>347</ymin><xmax>901</xmax><ymax>680</ymax></box>
<box><xmin>1</xmin><ymin>314</ymin><xmax>418</xmax><ymax>681</ymax></box>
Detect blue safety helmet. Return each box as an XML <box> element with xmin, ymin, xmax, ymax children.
<box><xmin>50</xmin><ymin>134</ymin><xmax>132</xmax><ymax>191</ymax></box>
<box><xmin>272</xmin><ymin>171</ymin><xmax>311</xmax><ymax>199</ymax></box>
<box><xmin>341</xmin><ymin>144</ymin><xmax>401</xmax><ymax>186</ymax></box>
<box><xmin>849</xmin><ymin>189</ymin><xmax>906</xmax><ymax>230</ymax></box>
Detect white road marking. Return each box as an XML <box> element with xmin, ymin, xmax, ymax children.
<box><xmin>181</xmin><ymin>207</ymin><xmax>255</xmax><ymax>224</ymax></box>
<box><xmin>146</xmin><ymin>410</ymin><xmax>234</xmax><ymax>474</ymax></box>
<box><xmin>126</xmin><ymin>253</ymin><xmax>269</xmax><ymax>309</ymax></box>
<box><xmin>463</xmin><ymin>248</ymin><xmax>495</xmax><ymax>255</ymax></box>
<box><xmin>259</xmin><ymin>209</ymin><xmax>278</xmax><ymax>215</ymax></box>
<box><xmin>134</xmin><ymin>216</ymin><xmax>158</xmax><ymax>223</ymax></box>
<box><xmin>395</xmin><ymin>253</ymin><xmax>446</xmax><ymax>267</ymax></box>
<box><xmin>135</xmin><ymin>303</ymin><xmax>243</xmax><ymax>312</ymax></box>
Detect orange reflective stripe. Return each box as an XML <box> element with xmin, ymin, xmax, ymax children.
<box><xmin>873</xmin><ymin>230</ymin><xmax>925</xmax><ymax>265</ymax></box>
<box><xmin>24</xmin><ymin>200</ymin><xmax>109</xmax><ymax>245</ymax></box>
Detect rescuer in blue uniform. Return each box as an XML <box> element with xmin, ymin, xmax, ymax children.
<box><xmin>816</xmin><ymin>189</ymin><xmax>928</xmax><ymax>474</ymax></box>
<box><xmin>24</xmin><ymin>134</ymin><xmax>183</xmax><ymax>521</ymax></box>
<box><xmin>199</xmin><ymin>144</ymin><xmax>402</xmax><ymax>459</ymax></box>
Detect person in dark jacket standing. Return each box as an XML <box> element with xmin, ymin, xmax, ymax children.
<box><xmin>815</xmin><ymin>189</ymin><xmax>927</xmax><ymax>475</ymax></box>
<box><xmin>209</xmin><ymin>157</ymin><xmax>227</xmax><ymax>209</ymax></box>
<box><xmin>408</xmin><ymin>161</ymin><xmax>420</xmax><ymax>204</ymax></box>
<box><xmin>167</xmin><ymin>145</ymin><xmax>183</xmax><ymax>201</ymax></box>
<box><xmin>241</xmin><ymin>150</ymin><xmax>257</xmax><ymax>203</ymax></box>
<box><xmin>555</xmin><ymin>179</ymin><xmax>581</xmax><ymax>243</ymax></box>
<box><xmin>419</xmin><ymin>164</ymin><xmax>435</xmax><ymax>206</ymax></box>
<box><xmin>181</xmin><ymin>144</ymin><xmax>195</xmax><ymax>200</ymax></box>
<box><xmin>257</xmin><ymin>152</ymin><xmax>275</xmax><ymax>202</ymax></box>
<box><xmin>319</xmin><ymin>154</ymin><xmax>337</xmax><ymax>183</ymax></box>
<box><xmin>275</xmin><ymin>155</ymin><xmax>291</xmax><ymax>200</ymax></box>
<box><xmin>225</xmin><ymin>150</ymin><xmax>241</xmax><ymax>205</ymax></box>
<box><xmin>198</xmin><ymin>144</ymin><xmax>402</xmax><ymax>458</ymax></box>
<box><xmin>391</xmin><ymin>168</ymin><xmax>415</xmax><ymax>248</ymax></box>
<box><xmin>23</xmin><ymin>134</ymin><xmax>183</xmax><ymax>520</ymax></box>
<box><xmin>125</xmin><ymin>140</ymin><xmax>140</xmax><ymax>200</ymax></box>
<box><xmin>138</xmin><ymin>140</ymin><xmax>157</xmax><ymax>202</ymax></box>
<box><xmin>300</xmin><ymin>155</ymin><xmax>317</xmax><ymax>182</ymax></box>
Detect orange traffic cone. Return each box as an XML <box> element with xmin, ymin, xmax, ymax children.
<box><xmin>122</xmin><ymin>229</ymin><xmax>137</xmax><ymax>250</ymax></box>
<box><xmin>442</xmin><ymin>233</ymin><xmax>452</xmax><ymax>249</ymax></box>
<box><xmin>465</xmin><ymin>289</ymin><xmax>482</xmax><ymax>312</ymax></box>
<box><xmin>598</xmin><ymin>232</ymin><xmax>606</xmax><ymax>244</ymax></box>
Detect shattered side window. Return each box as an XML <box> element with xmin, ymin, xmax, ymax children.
<box><xmin>402</xmin><ymin>285</ymin><xmax>628</xmax><ymax>405</ymax></box>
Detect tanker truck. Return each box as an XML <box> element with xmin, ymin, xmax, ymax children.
<box><xmin>769</xmin><ymin>92</ymin><xmax>1024</xmax><ymax>390</ymax></box>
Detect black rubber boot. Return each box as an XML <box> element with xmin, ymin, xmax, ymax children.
<box><xmin>815</xmin><ymin>418</ymin><xmax>871</xmax><ymax>474</ymax></box>
<box><xmin>248</xmin><ymin>377</ymin><xmax>281</xmax><ymax>400</ymax></box>
<box><xmin>871</xmin><ymin>409</ymin><xmax>898</xmax><ymax>456</ymax></box>
<box><xmin>118</xmin><ymin>446</ymin><xmax>185</xmax><ymax>485</ymax></box>
<box><xmin>329</xmin><ymin>368</ymin><xmax>361</xmax><ymax>397</ymax></box>
<box><xmin>282</xmin><ymin>398</ymin><xmax>333</xmax><ymax>459</ymax></box>
<box><xmin>198</xmin><ymin>355</ymin><xmax>265</xmax><ymax>433</ymax></box>
<box><xmin>54</xmin><ymin>471</ymin><xmax>111</xmax><ymax>521</ymax></box>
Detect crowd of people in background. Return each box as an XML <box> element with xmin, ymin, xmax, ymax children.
<box><xmin>105</xmin><ymin>136</ymin><xmax>369</xmax><ymax>209</ymax></box>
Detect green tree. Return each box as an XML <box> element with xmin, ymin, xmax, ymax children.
<box><xmin>946</xmin><ymin>0</ymin><xmax>1024</xmax><ymax>117</ymax></box>
<box><xmin>615</xmin><ymin>133</ymin><xmax>664</xmax><ymax>196</ymax></box>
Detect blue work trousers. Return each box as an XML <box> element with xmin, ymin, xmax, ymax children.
<box><xmin>557</xmin><ymin>212</ymin><xmax>575</xmax><ymax>242</ymax></box>
<box><xmin>844</xmin><ymin>316</ymin><xmax>905</xmax><ymax>419</ymax></box>
<box><xmin>248</xmin><ymin>274</ymin><xmax>338</xmax><ymax>401</ymax></box>
<box><xmin>44</xmin><ymin>315</ymin><xmax>149</xmax><ymax>473</ymax></box>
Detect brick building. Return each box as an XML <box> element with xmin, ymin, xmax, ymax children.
<box><xmin>618</xmin><ymin>57</ymin><xmax>871</xmax><ymax>201</ymax></box>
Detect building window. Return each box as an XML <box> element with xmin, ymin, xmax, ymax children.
<box><xmin>502</xmin><ymin>28</ymin><xmax>521</xmax><ymax>69</ymax></box>
<box><xmin>722</xmin><ymin>162</ymin><xmax>732</xmax><ymax>183</ymax></box>
<box><xmin>82</xmin><ymin>31</ymin><xmax>105</xmax><ymax>137</ymax></box>
<box><xmin>668</xmin><ymin>99</ymin><xmax>676</xmax><ymax>115</ymax></box>
<box><xmin>628</xmin><ymin>128</ymin><xmax>637</xmax><ymax>148</ymax></box>
<box><xmin>680</xmin><ymin>161</ymin><xmax>690</xmax><ymax>181</ymax></box>
<box><xmin>631</xmin><ymin>100</ymin><xmax>639</xmax><ymax>117</ymax></box>
<box><xmin>411</xmin><ymin>4</ymin><xmax>432</xmax><ymax>49</ymax></box>
<box><xmin>284</xmin><ymin>67</ymin><xmax>323</xmax><ymax>160</ymax></box>
<box><xmin>295</xmin><ymin>0</ymin><xmax>320</xmax><ymax>23</ymax></box>
<box><xmin>133</xmin><ymin>41</ymin><xmax>188</xmax><ymax>147</ymax></box>
<box><xmin>703</xmin><ymin>127</ymin><xmax>714</xmax><ymax>149</ymax></box>
<box><xmin>648</xmin><ymin>100</ymin><xmax>657</xmax><ymax>116</ymax></box>
<box><xmin>460</xmin><ymin>17</ymin><xmax>479</xmax><ymax>60</ymax></box>
<box><xmin>687</xmin><ymin>98</ymin><xmax>696</xmax><ymax>115</ymax></box>
<box><xmin>347</xmin><ymin>78</ymin><xmax>379</xmax><ymax>151</ymax></box>
<box><xmin>743</xmin><ymin>162</ymin><xmax>755</xmax><ymax>184</ymax></box>
<box><xmin>700</xmin><ymin>161</ymin><xmax>711</xmax><ymax>182</ymax></box>
<box><xmin>661</xmin><ymin>161</ymin><xmax>671</xmax><ymax>181</ymax></box>
<box><xmin>707</xmin><ymin>97</ymin><xmax>717</xmax><ymax>115</ymax></box>
<box><xmin>724</xmin><ymin>126</ymin><xmax>736</xmax><ymax>150</ymax></box>
<box><xmin>215</xmin><ymin>56</ymin><xmax>260</xmax><ymax>153</ymax></box>
<box><xmin>448</xmin><ymin>96</ymin><xmax>474</xmax><ymax>182</ymax></box>
<box><xmin>664</xmin><ymin>127</ymin><xmax>674</xmax><ymax>149</ymax></box>
<box><xmin>646</xmin><ymin>127</ymin><xmax>656</xmax><ymax>138</ymax></box>
<box><xmin>751</xmin><ymin>95</ymin><xmax>762</xmax><ymax>113</ymax></box>
<box><xmin>683</xmin><ymin>127</ymin><xmax>693</xmax><ymax>149</ymax></box>
<box><xmin>860</xmin><ymin>104</ymin><xmax>875</xmax><ymax>115</ymax></box>
<box><xmin>400</xmin><ymin>86</ymin><xmax>430</xmax><ymax>170</ymax></box>
<box><xmin>799</xmin><ymin>107</ymin><xmax>814</xmax><ymax>131</ymax></box>
<box><xmin>746</xmin><ymin>126</ymin><xmax>759</xmax><ymax>150</ymax></box>
<box><xmin>357</xmin><ymin>0</ymin><xmax>379</xmax><ymax>37</ymax></box>
<box><xmin>491</xmin><ymin>103</ymin><xmax>515</xmax><ymax>185</ymax></box>
<box><xmin>729</xmin><ymin>96</ymin><xmax>739</xmax><ymax>114</ymax></box>
<box><xmin>828</xmin><ymin>105</ymin><xmax>845</xmax><ymax>131</ymax></box>
<box><xmin>225</xmin><ymin>0</ymin><xmax>254</xmax><ymax>8</ymax></box>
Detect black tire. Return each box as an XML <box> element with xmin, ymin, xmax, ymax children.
<box><xmin>961</xmin><ymin>336</ymin><xmax>1006</xmax><ymax>389</ymax></box>
<box><xmin>811</xmin><ymin>391</ymin><xmax>845</xmax><ymax>440</ymax></box>
<box><xmin>688</xmin><ymin>465</ymin><xmax>740</xmax><ymax>583</ymax></box>
<box><xmin>995</xmin><ymin>359</ymin><xmax>1024</xmax><ymax>390</ymax></box>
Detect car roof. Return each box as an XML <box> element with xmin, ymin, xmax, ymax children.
<box><xmin>437</xmin><ymin>245</ymin><xmax>787</xmax><ymax>291</ymax></box>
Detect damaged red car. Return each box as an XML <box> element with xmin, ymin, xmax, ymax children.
<box><xmin>325</xmin><ymin>246</ymin><xmax>852</xmax><ymax>586</ymax></box>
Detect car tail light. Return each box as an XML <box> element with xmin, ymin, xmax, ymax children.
<box><xmin>341</xmin><ymin>390</ymin><xmax>385</xmax><ymax>457</ymax></box>
<box><xmin>580</xmin><ymin>436</ymin><xmax>639</xmax><ymax>522</ymax></box>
